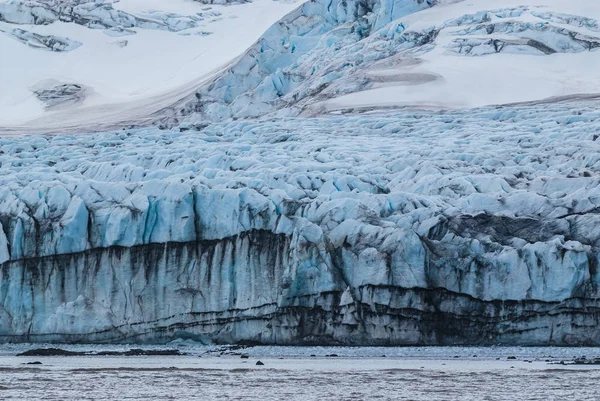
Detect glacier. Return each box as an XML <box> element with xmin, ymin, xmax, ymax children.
<box><xmin>1</xmin><ymin>100</ymin><xmax>600</xmax><ymax>344</ymax></box>
<box><xmin>0</xmin><ymin>0</ymin><xmax>210</xmax><ymax>33</ymax></box>
<box><xmin>1</xmin><ymin>0</ymin><xmax>600</xmax><ymax>346</ymax></box>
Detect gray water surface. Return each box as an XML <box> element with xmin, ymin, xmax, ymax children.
<box><xmin>1</xmin><ymin>346</ymin><xmax>599</xmax><ymax>400</ymax></box>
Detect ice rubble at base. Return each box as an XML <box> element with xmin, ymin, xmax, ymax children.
<box><xmin>1</xmin><ymin>101</ymin><xmax>600</xmax><ymax>344</ymax></box>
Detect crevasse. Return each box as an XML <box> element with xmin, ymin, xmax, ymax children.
<box><xmin>1</xmin><ymin>100</ymin><xmax>600</xmax><ymax>344</ymax></box>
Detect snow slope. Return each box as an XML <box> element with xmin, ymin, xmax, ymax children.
<box><xmin>0</xmin><ymin>0</ymin><xmax>302</xmax><ymax>127</ymax></box>
<box><xmin>173</xmin><ymin>0</ymin><xmax>600</xmax><ymax>124</ymax></box>
<box><xmin>3</xmin><ymin>0</ymin><xmax>600</xmax><ymax>131</ymax></box>
<box><xmin>316</xmin><ymin>0</ymin><xmax>600</xmax><ymax>113</ymax></box>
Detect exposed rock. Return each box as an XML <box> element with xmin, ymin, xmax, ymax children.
<box><xmin>17</xmin><ymin>348</ymin><xmax>183</xmax><ymax>356</ymax></box>
<box><xmin>572</xmin><ymin>357</ymin><xmax>600</xmax><ymax>365</ymax></box>
<box><xmin>113</xmin><ymin>40</ymin><xmax>128</xmax><ymax>48</ymax></box>
<box><xmin>1</xmin><ymin>27</ymin><xmax>82</xmax><ymax>52</ymax></box>
<box><xmin>18</xmin><ymin>348</ymin><xmax>84</xmax><ymax>357</ymax></box>
<box><xmin>0</xmin><ymin>0</ymin><xmax>209</xmax><ymax>32</ymax></box>
<box><xmin>103</xmin><ymin>27</ymin><xmax>136</xmax><ymax>37</ymax></box>
<box><xmin>31</xmin><ymin>82</ymin><xmax>86</xmax><ymax>108</ymax></box>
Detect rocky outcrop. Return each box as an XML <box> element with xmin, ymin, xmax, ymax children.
<box><xmin>31</xmin><ymin>82</ymin><xmax>86</xmax><ymax>107</ymax></box>
<box><xmin>0</xmin><ymin>0</ymin><xmax>209</xmax><ymax>33</ymax></box>
<box><xmin>1</xmin><ymin>27</ymin><xmax>82</xmax><ymax>52</ymax></box>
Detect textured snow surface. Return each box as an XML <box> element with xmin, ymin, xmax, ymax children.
<box><xmin>0</xmin><ymin>0</ymin><xmax>302</xmax><ymax>126</ymax></box>
<box><xmin>1</xmin><ymin>348</ymin><xmax>600</xmax><ymax>400</ymax></box>
<box><xmin>0</xmin><ymin>26</ymin><xmax>83</xmax><ymax>51</ymax></box>
<box><xmin>1</xmin><ymin>100</ymin><xmax>600</xmax><ymax>344</ymax></box>
<box><xmin>173</xmin><ymin>0</ymin><xmax>600</xmax><ymax>125</ymax></box>
<box><xmin>3</xmin><ymin>0</ymin><xmax>600</xmax><ymax>132</ymax></box>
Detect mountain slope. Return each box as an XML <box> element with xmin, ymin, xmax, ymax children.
<box><xmin>0</xmin><ymin>0</ymin><xmax>301</xmax><ymax>128</ymax></box>
<box><xmin>3</xmin><ymin>0</ymin><xmax>600</xmax><ymax>132</ymax></box>
<box><xmin>173</xmin><ymin>0</ymin><xmax>600</xmax><ymax>125</ymax></box>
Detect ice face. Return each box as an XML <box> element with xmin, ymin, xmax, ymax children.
<box><xmin>1</xmin><ymin>100</ymin><xmax>599</xmax><ymax>344</ymax></box>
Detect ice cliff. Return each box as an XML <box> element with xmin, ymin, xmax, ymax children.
<box><xmin>169</xmin><ymin>0</ymin><xmax>439</xmax><ymax>124</ymax></box>
<box><xmin>1</xmin><ymin>100</ymin><xmax>600</xmax><ymax>344</ymax></box>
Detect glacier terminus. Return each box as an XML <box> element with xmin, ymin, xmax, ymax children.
<box><xmin>1</xmin><ymin>101</ymin><xmax>600</xmax><ymax>345</ymax></box>
<box><xmin>0</xmin><ymin>0</ymin><xmax>600</xmax><ymax>346</ymax></box>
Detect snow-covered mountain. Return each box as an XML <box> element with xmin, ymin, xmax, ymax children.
<box><xmin>172</xmin><ymin>0</ymin><xmax>600</xmax><ymax>124</ymax></box>
<box><xmin>0</xmin><ymin>0</ymin><xmax>301</xmax><ymax>128</ymax></box>
<box><xmin>1</xmin><ymin>0</ymin><xmax>600</xmax><ymax>345</ymax></box>
<box><xmin>2</xmin><ymin>0</ymin><xmax>600</xmax><ymax>132</ymax></box>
